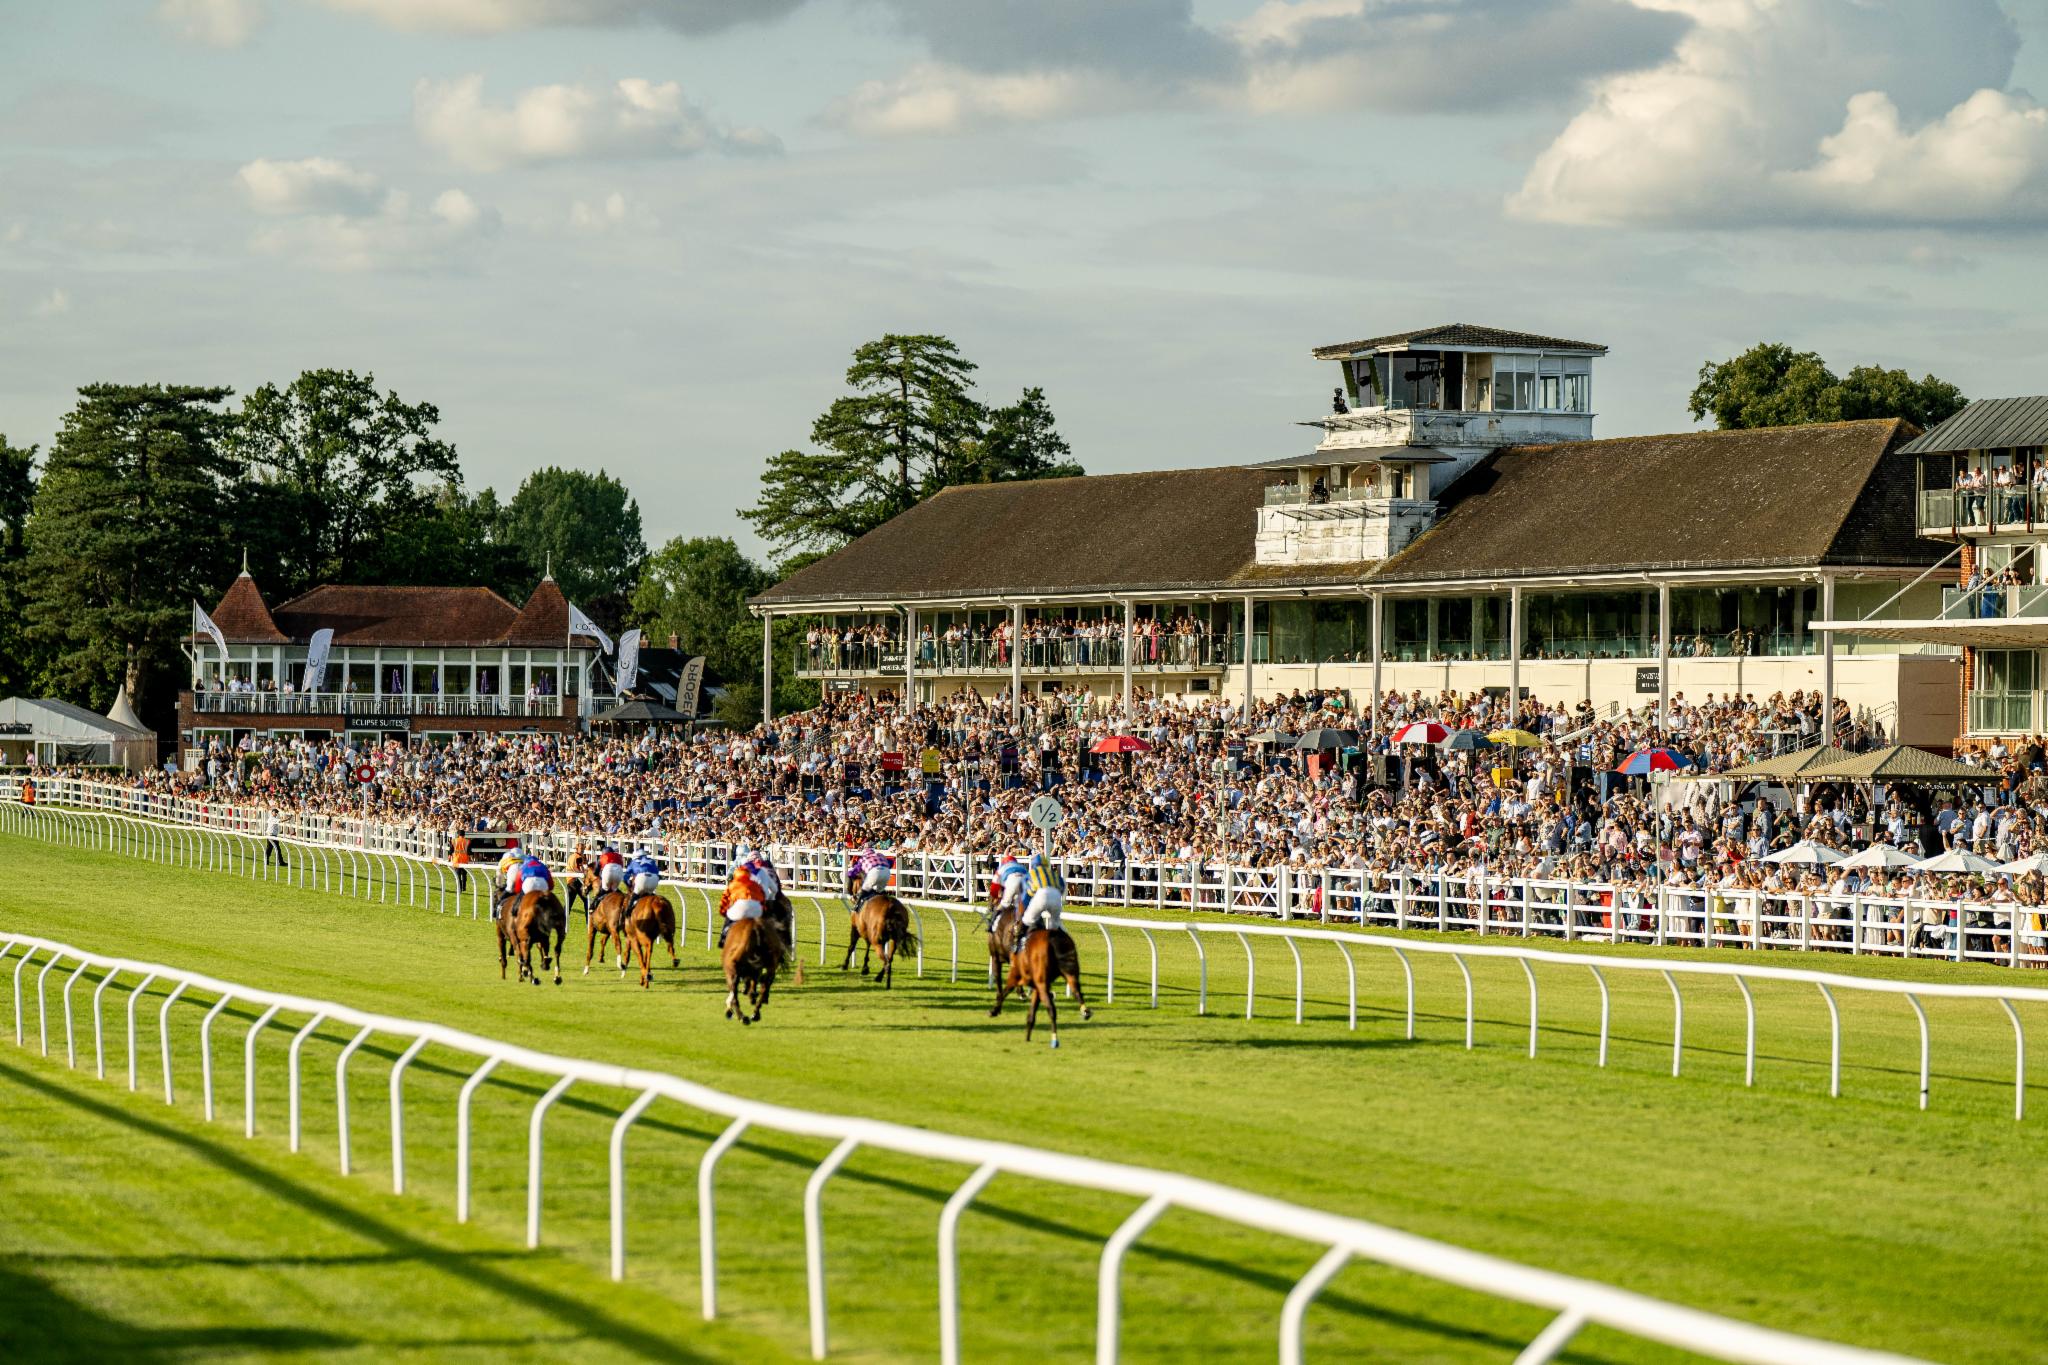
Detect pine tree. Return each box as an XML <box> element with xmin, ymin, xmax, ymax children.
<box><xmin>22</xmin><ymin>385</ymin><xmax>239</xmax><ymax>716</ymax></box>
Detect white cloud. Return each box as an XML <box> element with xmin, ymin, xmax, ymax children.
<box><xmin>567</xmin><ymin>190</ymin><xmax>659</xmax><ymax>233</ymax></box>
<box><xmin>157</xmin><ymin>0</ymin><xmax>267</xmax><ymax>46</ymax></box>
<box><xmin>829</xmin><ymin>0</ymin><xmax>1688</xmax><ymax>134</ymax></box>
<box><xmin>237</xmin><ymin>157</ymin><xmax>387</xmax><ymax>217</ymax></box>
<box><xmin>1510</xmin><ymin>0</ymin><xmax>2047</xmax><ymax>229</ymax></box>
<box><xmin>414</xmin><ymin>75</ymin><xmax>779</xmax><ymax>172</ymax></box>
<box><xmin>831</xmin><ymin>65</ymin><xmax>1112</xmax><ymax>137</ymax></box>
<box><xmin>235</xmin><ymin>157</ymin><xmax>497</xmax><ymax>270</ymax></box>
<box><xmin>33</xmin><ymin>287</ymin><xmax>71</xmax><ymax>317</ymax></box>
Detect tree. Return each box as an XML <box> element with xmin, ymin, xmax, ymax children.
<box><xmin>230</xmin><ymin>368</ymin><xmax>462</xmax><ymax>597</ymax></box>
<box><xmin>966</xmin><ymin>386</ymin><xmax>1083</xmax><ymax>483</ymax></box>
<box><xmin>359</xmin><ymin>483</ymin><xmax>530</xmax><ymax>600</ymax></box>
<box><xmin>499</xmin><ymin>466</ymin><xmax>645</xmax><ymax>627</ymax></box>
<box><xmin>742</xmin><ymin>334</ymin><xmax>1081</xmax><ymax>557</ymax></box>
<box><xmin>631</xmin><ymin>536</ymin><xmax>768</xmax><ymax>684</ymax></box>
<box><xmin>0</xmin><ymin>435</ymin><xmax>39</xmax><ymax>696</ymax></box>
<box><xmin>1688</xmin><ymin>343</ymin><xmax>1967</xmax><ymax>431</ymax></box>
<box><xmin>22</xmin><ymin>385</ymin><xmax>239</xmax><ymax>718</ymax></box>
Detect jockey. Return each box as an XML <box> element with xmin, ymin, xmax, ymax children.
<box><xmin>1014</xmin><ymin>852</ymin><xmax>1065</xmax><ymax>952</ymax></box>
<box><xmin>493</xmin><ymin>842</ymin><xmax>524</xmax><ymax>919</ymax></box>
<box><xmin>596</xmin><ymin>841</ymin><xmax>627</xmax><ymax>898</ymax></box>
<box><xmin>846</xmin><ymin>843</ymin><xmax>894</xmax><ymax>912</ymax></box>
<box><xmin>718</xmin><ymin>855</ymin><xmax>773</xmax><ymax>946</ymax></box>
<box><xmin>625</xmin><ymin>847</ymin><xmax>662</xmax><ymax>901</ymax></box>
<box><xmin>517</xmin><ymin>852</ymin><xmax>554</xmax><ymax>898</ymax></box>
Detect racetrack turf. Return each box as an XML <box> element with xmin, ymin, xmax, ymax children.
<box><xmin>0</xmin><ymin>828</ymin><xmax>2043</xmax><ymax>1363</ymax></box>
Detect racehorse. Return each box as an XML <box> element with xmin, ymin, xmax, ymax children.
<box><xmin>499</xmin><ymin>890</ymin><xmax>567</xmax><ymax>986</ymax></box>
<box><xmin>584</xmin><ymin>889</ymin><xmax>632</xmax><ymax>975</ymax></box>
<box><xmin>622</xmin><ymin>889</ymin><xmax>679</xmax><ymax>990</ymax></box>
<box><xmin>990</xmin><ymin>923</ymin><xmax>1090</xmax><ymax>1046</ymax></box>
<box><xmin>840</xmin><ymin>892</ymin><xmax>918</xmax><ymax>988</ymax></box>
<box><xmin>722</xmin><ymin>915</ymin><xmax>781</xmax><ymax>1024</ymax></box>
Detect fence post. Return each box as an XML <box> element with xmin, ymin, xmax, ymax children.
<box><xmin>699</xmin><ymin>1116</ymin><xmax>751</xmax><ymax>1320</ymax></box>
<box><xmin>609</xmin><ymin>1088</ymin><xmax>662</xmax><ymax>1281</ymax></box>
<box><xmin>388</xmin><ymin>1035</ymin><xmax>431</xmax><ymax>1192</ymax></box>
<box><xmin>1279</xmin><ymin>1246</ymin><xmax>1352</xmax><ymax>1365</ymax></box>
<box><xmin>805</xmin><ymin>1136</ymin><xmax>862</xmax><ymax>1360</ymax></box>
<box><xmin>526</xmin><ymin>1075</ymin><xmax>575</xmax><ymax>1247</ymax></box>
<box><xmin>1095</xmin><ymin>1195</ymin><xmax>1172</xmax><ymax>1365</ymax></box>
<box><xmin>242</xmin><ymin>1003</ymin><xmax>283</xmax><ymax>1137</ymax></box>
<box><xmin>938</xmin><ymin>1163</ymin><xmax>1001</xmax><ymax>1365</ymax></box>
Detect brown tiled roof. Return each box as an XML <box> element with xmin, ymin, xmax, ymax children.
<box><xmin>1365</xmin><ymin>419</ymin><xmax>1930</xmax><ymax>584</ymax></box>
<box><xmin>208</xmin><ymin>573</ymin><xmax>287</xmax><ymax>643</ymax></box>
<box><xmin>755</xmin><ymin>467</ymin><xmax>1272</xmax><ymax>606</ymax></box>
<box><xmin>756</xmin><ymin>420</ymin><xmax>1937</xmax><ymax>606</ymax></box>
<box><xmin>502</xmin><ymin>576</ymin><xmax>605</xmax><ymax>647</ymax></box>
<box><xmin>270</xmin><ymin>585</ymin><xmax>521</xmax><ymax>646</ymax></box>
<box><xmin>1312</xmin><ymin>324</ymin><xmax>1606</xmax><ymax>360</ymax></box>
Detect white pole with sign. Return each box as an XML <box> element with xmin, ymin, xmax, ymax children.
<box><xmin>1027</xmin><ymin>793</ymin><xmax>1064</xmax><ymax>862</ymax></box>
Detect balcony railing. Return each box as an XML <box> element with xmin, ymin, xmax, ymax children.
<box><xmin>1918</xmin><ymin>486</ymin><xmax>2048</xmax><ymax>536</ymax></box>
<box><xmin>801</xmin><ymin>635</ymin><xmax>1240</xmax><ymax>677</ymax></box>
<box><xmin>1939</xmin><ymin>583</ymin><xmax>2048</xmax><ymax>621</ymax></box>
<box><xmin>1262</xmin><ymin>485</ymin><xmax>1383</xmax><ymax>508</ymax></box>
<box><xmin>1968</xmin><ymin>691</ymin><xmax>2036</xmax><ymax>734</ymax></box>
<box><xmin>189</xmin><ymin>691</ymin><xmax>577</xmax><ymax>720</ymax></box>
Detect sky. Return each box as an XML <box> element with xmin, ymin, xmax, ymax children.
<box><xmin>4</xmin><ymin>0</ymin><xmax>2048</xmax><ymax>560</ymax></box>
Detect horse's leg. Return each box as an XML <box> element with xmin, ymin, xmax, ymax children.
<box><xmin>637</xmin><ymin>930</ymin><xmax>653</xmax><ymax>990</ymax></box>
<box><xmin>663</xmin><ymin>906</ymin><xmax>678</xmax><ymax>966</ymax></box>
<box><xmin>499</xmin><ymin>927</ymin><xmax>508</xmax><ymax>980</ymax></box>
<box><xmin>752</xmin><ymin>969</ymin><xmax>773</xmax><ymax>1022</ymax></box>
<box><xmin>840</xmin><ymin>918</ymin><xmax>859</xmax><ymax>972</ymax></box>
<box><xmin>1042</xmin><ymin>979</ymin><xmax>1061</xmax><ymax>1048</ymax></box>
<box><xmin>551</xmin><ymin>923</ymin><xmax>564</xmax><ymax>986</ymax></box>
<box><xmin>1024</xmin><ymin>988</ymin><xmax>1038</xmax><ymax>1042</ymax></box>
<box><xmin>585</xmin><ymin>913</ymin><xmax>599</xmax><ymax>975</ymax></box>
<box><xmin>990</xmin><ymin>962</ymin><xmax>1019</xmax><ymax>1017</ymax></box>
<box><xmin>860</xmin><ymin>932</ymin><xmax>872</xmax><ymax>978</ymax></box>
<box><xmin>1067</xmin><ymin>967</ymin><xmax>1093</xmax><ymax>1022</ymax></box>
<box><xmin>724</xmin><ymin>964</ymin><xmax>740</xmax><ymax>1020</ymax></box>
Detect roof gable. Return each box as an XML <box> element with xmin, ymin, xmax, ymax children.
<box><xmin>208</xmin><ymin>573</ymin><xmax>288</xmax><ymax>644</ymax></box>
<box><xmin>270</xmin><ymin>585</ymin><xmax>521</xmax><ymax>646</ymax></box>
<box><xmin>502</xmin><ymin>576</ymin><xmax>605</xmax><ymax>647</ymax></box>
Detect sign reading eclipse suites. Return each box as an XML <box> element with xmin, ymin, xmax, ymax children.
<box><xmin>347</xmin><ymin>716</ymin><xmax>411</xmax><ymax>732</ymax></box>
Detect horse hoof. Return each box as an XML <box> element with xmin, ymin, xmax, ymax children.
<box><xmin>582</xmin><ymin>967</ymin><xmax>590</xmax><ymax>976</ymax></box>
<box><xmin>739</xmin><ymin>1015</ymin><xmax>752</xmax><ymax>1026</ymax></box>
<box><xmin>1081</xmin><ymin>1008</ymin><xmax>1093</xmax><ymax>1021</ymax></box>
<box><xmin>1050</xmin><ymin>1036</ymin><xmax>1060</xmax><ymax>1049</ymax></box>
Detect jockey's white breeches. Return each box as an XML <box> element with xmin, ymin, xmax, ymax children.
<box><xmin>725</xmin><ymin>898</ymin><xmax>763</xmax><ymax>922</ymax></box>
<box><xmin>599</xmin><ymin>864</ymin><xmax>626</xmax><ymax>890</ymax></box>
<box><xmin>629</xmin><ymin>872</ymin><xmax>660</xmax><ymax>897</ymax></box>
<box><xmin>1024</xmin><ymin>887</ymin><xmax>1064</xmax><ymax>929</ymax></box>
<box><xmin>501</xmin><ymin>869</ymin><xmax>522</xmax><ymax>893</ymax></box>
<box><xmin>860</xmin><ymin>866</ymin><xmax>890</xmax><ymax>894</ymax></box>
<box><xmin>521</xmin><ymin>875</ymin><xmax>550</xmax><ymax>895</ymax></box>
<box><xmin>998</xmin><ymin>877</ymin><xmax>1025</xmax><ymax>910</ymax></box>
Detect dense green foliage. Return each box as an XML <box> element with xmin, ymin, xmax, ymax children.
<box><xmin>20</xmin><ymin>385</ymin><xmax>241</xmax><ymax>714</ymax></box>
<box><xmin>498</xmin><ymin>466</ymin><xmax>646</xmax><ymax>626</ymax></box>
<box><xmin>1688</xmin><ymin>342</ymin><xmax>1968</xmax><ymax>431</ymax></box>
<box><xmin>741</xmin><ymin>335</ymin><xmax>1082</xmax><ymax>556</ymax></box>
<box><xmin>1</xmin><ymin>832</ymin><xmax>2042</xmax><ymax>1363</ymax></box>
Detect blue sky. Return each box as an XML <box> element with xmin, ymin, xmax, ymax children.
<box><xmin>4</xmin><ymin>0</ymin><xmax>2048</xmax><ymax>558</ymax></box>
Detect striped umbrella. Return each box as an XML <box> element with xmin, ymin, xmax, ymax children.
<box><xmin>1615</xmin><ymin>747</ymin><xmax>1693</xmax><ymax>775</ymax></box>
<box><xmin>1390</xmin><ymin>721</ymin><xmax>1450</xmax><ymax>745</ymax></box>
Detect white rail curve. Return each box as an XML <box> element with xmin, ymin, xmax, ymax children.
<box><xmin>7</xmin><ymin>801</ymin><xmax>2045</xmax><ymax>1121</ymax></box>
<box><xmin>0</xmin><ymin>929</ymin><xmax>1926</xmax><ymax>1365</ymax></box>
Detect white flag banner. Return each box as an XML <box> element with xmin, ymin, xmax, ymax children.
<box><xmin>677</xmin><ymin>654</ymin><xmax>706</xmax><ymax>716</ymax></box>
<box><xmin>567</xmin><ymin>602</ymin><xmax>614</xmax><ymax>655</ymax></box>
<box><xmin>616</xmin><ymin>629</ymin><xmax>642</xmax><ymax>693</ymax></box>
<box><xmin>193</xmin><ymin>601</ymin><xmax>229</xmax><ymax>664</ymax></box>
<box><xmin>303</xmin><ymin>628</ymin><xmax>335</xmax><ymax>693</ymax></box>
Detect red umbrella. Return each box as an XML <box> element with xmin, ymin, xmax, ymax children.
<box><xmin>1615</xmin><ymin>747</ymin><xmax>1692</xmax><ymax>775</ymax></box>
<box><xmin>1390</xmin><ymin>721</ymin><xmax>1450</xmax><ymax>745</ymax></box>
<box><xmin>1090</xmin><ymin>734</ymin><xmax>1153</xmax><ymax>754</ymax></box>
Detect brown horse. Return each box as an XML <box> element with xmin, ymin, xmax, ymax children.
<box><xmin>722</xmin><ymin>915</ymin><xmax>781</xmax><ymax>1024</ymax></box>
<box><xmin>622</xmin><ymin>890</ymin><xmax>679</xmax><ymax>990</ymax></box>
<box><xmin>841</xmin><ymin>892</ymin><xmax>918</xmax><ymax>988</ymax></box>
<box><xmin>584</xmin><ymin>889</ymin><xmax>632</xmax><ymax>975</ymax></box>
<box><xmin>499</xmin><ymin>890</ymin><xmax>567</xmax><ymax>986</ymax></box>
<box><xmin>563</xmin><ymin>851</ymin><xmax>600</xmax><ymax>919</ymax></box>
<box><xmin>990</xmin><ymin>925</ymin><xmax>1090</xmax><ymax>1046</ymax></box>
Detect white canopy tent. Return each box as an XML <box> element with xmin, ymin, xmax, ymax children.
<box><xmin>0</xmin><ymin>696</ymin><xmax>157</xmax><ymax>771</ymax></box>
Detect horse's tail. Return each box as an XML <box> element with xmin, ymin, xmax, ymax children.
<box><xmin>885</xmin><ymin>897</ymin><xmax>919</xmax><ymax>955</ymax></box>
<box><xmin>1052</xmin><ymin>928</ymin><xmax>1081</xmax><ymax>981</ymax></box>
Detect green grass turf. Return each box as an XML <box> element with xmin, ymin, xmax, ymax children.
<box><xmin>1</xmin><ymin>827</ymin><xmax>2044</xmax><ymax>1364</ymax></box>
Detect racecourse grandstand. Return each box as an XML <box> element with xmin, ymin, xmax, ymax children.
<box><xmin>754</xmin><ymin>324</ymin><xmax>1960</xmax><ymax>749</ymax></box>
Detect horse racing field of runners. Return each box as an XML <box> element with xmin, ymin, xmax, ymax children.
<box><xmin>1</xmin><ymin>827</ymin><xmax>2043</xmax><ymax>1364</ymax></box>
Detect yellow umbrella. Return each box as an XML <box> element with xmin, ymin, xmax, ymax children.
<box><xmin>1486</xmin><ymin>728</ymin><xmax>1543</xmax><ymax>749</ymax></box>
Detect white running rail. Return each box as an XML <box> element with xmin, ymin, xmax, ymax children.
<box><xmin>0</xmin><ymin>929</ymin><xmax>1928</xmax><ymax>1365</ymax></box>
<box><xmin>7</xmin><ymin>802</ymin><xmax>2043</xmax><ymax>1121</ymax></box>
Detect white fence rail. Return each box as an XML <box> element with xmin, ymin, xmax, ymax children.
<box><xmin>12</xmin><ymin>774</ymin><xmax>2047</xmax><ymax>971</ymax></box>
<box><xmin>8</xmin><ymin>801</ymin><xmax>2044</xmax><ymax>1121</ymax></box>
<box><xmin>0</xmin><ymin>928</ymin><xmax>1928</xmax><ymax>1365</ymax></box>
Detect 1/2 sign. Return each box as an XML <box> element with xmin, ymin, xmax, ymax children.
<box><xmin>1027</xmin><ymin>795</ymin><xmax>1065</xmax><ymax>831</ymax></box>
